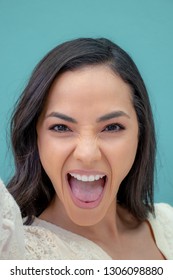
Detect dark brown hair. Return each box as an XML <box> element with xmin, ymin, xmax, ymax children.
<box><xmin>7</xmin><ymin>38</ymin><xmax>156</xmax><ymax>224</ymax></box>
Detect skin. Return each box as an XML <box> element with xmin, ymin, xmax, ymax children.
<box><xmin>37</xmin><ymin>65</ymin><xmax>164</xmax><ymax>259</ymax></box>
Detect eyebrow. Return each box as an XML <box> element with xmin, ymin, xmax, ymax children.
<box><xmin>46</xmin><ymin>110</ymin><xmax>130</xmax><ymax>123</ymax></box>
<box><xmin>46</xmin><ymin>112</ymin><xmax>77</xmax><ymax>123</ymax></box>
<box><xmin>96</xmin><ymin>111</ymin><xmax>130</xmax><ymax>122</ymax></box>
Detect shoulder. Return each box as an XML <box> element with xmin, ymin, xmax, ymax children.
<box><xmin>148</xmin><ymin>203</ymin><xmax>173</xmax><ymax>259</ymax></box>
<box><xmin>153</xmin><ymin>203</ymin><xmax>173</xmax><ymax>225</ymax></box>
<box><xmin>149</xmin><ymin>203</ymin><xmax>173</xmax><ymax>233</ymax></box>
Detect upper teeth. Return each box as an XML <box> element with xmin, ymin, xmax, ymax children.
<box><xmin>69</xmin><ymin>173</ymin><xmax>105</xmax><ymax>182</ymax></box>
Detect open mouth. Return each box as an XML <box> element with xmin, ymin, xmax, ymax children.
<box><xmin>67</xmin><ymin>173</ymin><xmax>107</xmax><ymax>208</ymax></box>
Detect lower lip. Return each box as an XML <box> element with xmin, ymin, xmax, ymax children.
<box><xmin>66</xmin><ymin>176</ymin><xmax>107</xmax><ymax>209</ymax></box>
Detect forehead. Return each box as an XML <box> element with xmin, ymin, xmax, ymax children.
<box><xmin>41</xmin><ymin>65</ymin><xmax>133</xmax><ymax>117</ymax></box>
<box><xmin>49</xmin><ymin>65</ymin><xmax>131</xmax><ymax>96</ymax></box>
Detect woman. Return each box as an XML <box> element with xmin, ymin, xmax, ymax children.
<box><xmin>1</xmin><ymin>38</ymin><xmax>173</xmax><ymax>259</ymax></box>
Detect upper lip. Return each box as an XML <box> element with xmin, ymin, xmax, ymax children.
<box><xmin>67</xmin><ymin>170</ymin><xmax>107</xmax><ymax>176</ymax></box>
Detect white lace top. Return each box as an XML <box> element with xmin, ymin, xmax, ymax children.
<box><xmin>1</xmin><ymin>179</ymin><xmax>173</xmax><ymax>260</ymax></box>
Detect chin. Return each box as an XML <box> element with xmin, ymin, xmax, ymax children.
<box><xmin>66</xmin><ymin>205</ymin><xmax>107</xmax><ymax>227</ymax></box>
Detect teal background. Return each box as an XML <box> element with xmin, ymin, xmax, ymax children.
<box><xmin>0</xmin><ymin>0</ymin><xmax>173</xmax><ymax>205</ymax></box>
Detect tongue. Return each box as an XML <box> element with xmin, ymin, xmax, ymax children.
<box><xmin>69</xmin><ymin>177</ymin><xmax>104</xmax><ymax>202</ymax></box>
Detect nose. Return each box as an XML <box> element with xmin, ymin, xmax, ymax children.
<box><xmin>73</xmin><ymin>136</ymin><xmax>102</xmax><ymax>166</ymax></box>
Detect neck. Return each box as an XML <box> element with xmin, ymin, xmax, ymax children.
<box><xmin>39</xmin><ymin>196</ymin><xmax>123</xmax><ymax>242</ymax></box>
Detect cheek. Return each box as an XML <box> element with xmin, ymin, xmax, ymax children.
<box><xmin>106</xmin><ymin>137</ymin><xmax>138</xmax><ymax>180</ymax></box>
<box><xmin>37</xmin><ymin>136</ymin><xmax>74</xmax><ymax>180</ymax></box>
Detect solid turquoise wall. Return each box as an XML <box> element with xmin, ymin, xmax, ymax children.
<box><xmin>0</xmin><ymin>0</ymin><xmax>173</xmax><ymax>205</ymax></box>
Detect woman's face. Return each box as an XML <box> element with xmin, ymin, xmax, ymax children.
<box><xmin>37</xmin><ymin>65</ymin><xmax>139</xmax><ymax>226</ymax></box>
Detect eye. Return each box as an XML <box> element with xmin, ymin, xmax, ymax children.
<box><xmin>49</xmin><ymin>124</ymin><xmax>71</xmax><ymax>133</ymax></box>
<box><xmin>103</xmin><ymin>123</ymin><xmax>125</xmax><ymax>132</ymax></box>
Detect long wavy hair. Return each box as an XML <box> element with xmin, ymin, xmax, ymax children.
<box><xmin>7</xmin><ymin>38</ymin><xmax>156</xmax><ymax>224</ymax></box>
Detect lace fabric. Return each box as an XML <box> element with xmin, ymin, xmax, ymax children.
<box><xmin>0</xmin><ymin>179</ymin><xmax>24</xmax><ymax>259</ymax></box>
<box><xmin>24</xmin><ymin>223</ymin><xmax>111</xmax><ymax>259</ymax></box>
